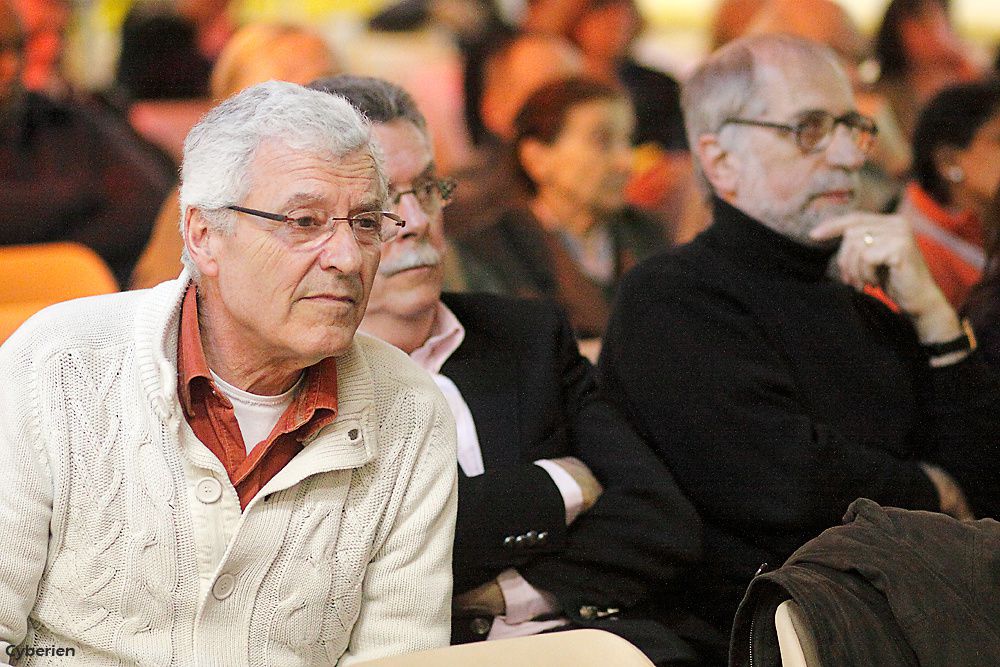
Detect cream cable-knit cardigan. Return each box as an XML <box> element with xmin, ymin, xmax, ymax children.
<box><xmin>0</xmin><ymin>272</ymin><xmax>458</xmax><ymax>666</ymax></box>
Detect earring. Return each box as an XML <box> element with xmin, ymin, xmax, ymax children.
<box><xmin>946</xmin><ymin>165</ymin><xmax>965</xmax><ymax>183</ymax></box>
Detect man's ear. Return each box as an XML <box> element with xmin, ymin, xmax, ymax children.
<box><xmin>697</xmin><ymin>133</ymin><xmax>740</xmax><ymax>198</ymax></box>
<box><xmin>518</xmin><ymin>138</ymin><xmax>553</xmax><ymax>186</ymax></box>
<box><xmin>183</xmin><ymin>207</ymin><xmax>220</xmax><ymax>278</ymax></box>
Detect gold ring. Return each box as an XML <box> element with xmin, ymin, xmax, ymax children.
<box><xmin>863</xmin><ymin>232</ymin><xmax>875</xmax><ymax>246</ymax></box>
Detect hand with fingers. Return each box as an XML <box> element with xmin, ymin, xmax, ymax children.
<box><xmin>810</xmin><ymin>213</ymin><xmax>965</xmax><ymax>345</ymax></box>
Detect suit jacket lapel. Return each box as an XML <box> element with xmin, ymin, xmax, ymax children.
<box><xmin>440</xmin><ymin>299</ymin><xmax>522</xmax><ymax>470</ymax></box>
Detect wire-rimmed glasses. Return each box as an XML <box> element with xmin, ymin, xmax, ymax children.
<box><xmin>227</xmin><ymin>205</ymin><xmax>406</xmax><ymax>249</ymax></box>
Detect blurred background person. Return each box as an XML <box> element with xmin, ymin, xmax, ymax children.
<box><xmin>10</xmin><ymin>0</ymin><xmax>68</xmax><ymax>96</ymax></box>
<box><xmin>896</xmin><ymin>80</ymin><xmax>1000</xmax><ymax>309</ymax></box>
<box><xmin>128</xmin><ymin>21</ymin><xmax>340</xmax><ymax>290</ymax></box>
<box><xmin>874</xmin><ymin>0</ymin><xmax>983</xmax><ymax>142</ymax></box>
<box><xmin>458</xmin><ymin>76</ymin><xmax>665</xmax><ymax>347</ymax></box>
<box><xmin>524</xmin><ymin>0</ymin><xmax>695</xmax><ymax>243</ymax></box>
<box><xmin>443</xmin><ymin>33</ymin><xmax>584</xmax><ymax>240</ymax></box>
<box><xmin>0</xmin><ymin>0</ymin><xmax>173</xmax><ymax>286</ymax></box>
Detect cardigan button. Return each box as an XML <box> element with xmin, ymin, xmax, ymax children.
<box><xmin>212</xmin><ymin>573</ymin><xmax>236</xmax><ymax>600</ymax></box>
<box><xmin>195</xmin><ymin>477</ymin><xmax>223</xmax><ymax>504</ymax></box>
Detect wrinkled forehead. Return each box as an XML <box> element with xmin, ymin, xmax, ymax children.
<box><xmin>247</xmin><ymin>138</ymin><xmax>382</xmax><ymax>200</ymax></box>
<box><xmin>752</xmin><ymin>51</ymin><xmax>855</xmax><ymax>119</ymax></box>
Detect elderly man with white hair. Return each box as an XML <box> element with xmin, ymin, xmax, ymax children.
<box><xmin>0</xmin><ymin>81</ymin><xmax>457</xmax><ymax>665</ymax></box>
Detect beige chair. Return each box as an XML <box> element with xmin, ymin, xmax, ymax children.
<box><xmin>0</xmin><ymin>242</ymin><xmax>118</xmax><ymax>342</ymax></box>
<box><xmin>775</xmin><ymin>600</ymin><xmax>822</xmax><ymax>667</ymax></box>
<box><xmin>354</xmin><ymin>629</ymin><xmax>655</xmax><ymax>667</ymax></box>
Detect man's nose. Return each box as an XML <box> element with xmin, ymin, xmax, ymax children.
<box><xmin>317</xmin><ymin>222</ymin><xmax>365</xmax><ymax>274</ymax></box>
<box><xmin>824</xmin><ymin>124</ymin><xmax>867</xmax><ymax>171</ymax></box>
<box><xmin>395</xmin><ymin>192</ymin><xmax>430</xmax><ymax>239</ymax></box>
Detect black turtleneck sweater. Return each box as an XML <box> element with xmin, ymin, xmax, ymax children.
<box><xmin>599</xmin><ymin>197</ymin><xmax>1000</xmax><ymax>641</ymax></box>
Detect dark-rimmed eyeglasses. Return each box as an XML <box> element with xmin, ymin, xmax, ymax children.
<box><xmin>724</xmin><ymin>110</ymin><xmax>879</xmax><ymax>154</ymax></box>
<box><xmin>227</xmin><ymin>205</ymin><xmax>405</xmax><ymax>248</ymax></box>
<box><xmin>389</xmin><ymin>177</ymin><xmax>457</xmax><ymax>213</ymax></box>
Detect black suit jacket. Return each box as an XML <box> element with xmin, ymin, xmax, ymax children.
<box><xmin>440</xmin><ymin>293</ymin><xmax>705</xmax><ymax>665</ymax></box>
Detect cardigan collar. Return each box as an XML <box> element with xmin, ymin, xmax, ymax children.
<box><xmin>702</xmin><ymin>196</ymin><xmax>838</xmax><ymax>282</ymax></box>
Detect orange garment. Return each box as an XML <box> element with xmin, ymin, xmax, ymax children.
<box><xmin>176</xmin><ymin>285</ymin><xmax>339</xmax><ymax>509</ymax></box>
<box><xmin>902</xmin><ymin>182</ymin><xmax>984</xmax><ymax>309</ymax></box>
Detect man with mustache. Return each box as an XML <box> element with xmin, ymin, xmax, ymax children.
<box><xmin>0</xmin><ymin>81</ymin><xmax>457</xmax><ymax>665</ymax></box>
<box><xmin>599</xmin><ymin>33</ymin><xmax>1000</xmax><ymax>655</ymax></box>
<box><xmin>310</xmin><ymin>75</ymin><xmax>705</xmax><ymax>666</ymax></box>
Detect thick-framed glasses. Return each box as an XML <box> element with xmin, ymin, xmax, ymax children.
<box><xmin>227</xmin><ymin>205</ymin><xmax>405</xmax><ymax>248</ymax></box>
<box><xmin>388</xmin><ymin>177</ymin><xmax>457</xmax><ymax>213</ymax></box>
<box><xmin>724</xmin><ymin>110</ymin><xmax>879</xmax><ymax>154</ymax></box>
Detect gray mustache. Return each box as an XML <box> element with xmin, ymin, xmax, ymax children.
<box><xmin>378</xmin><ymin>242</ymin><xmax>442</xmax><ymax>277</ymax></box>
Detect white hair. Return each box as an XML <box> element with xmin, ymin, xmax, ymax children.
<box><xmin>178</xmin><ymin>80</ymin><xmax>387</xmax><ymax>277</ymax></box>
<box><xmin>681</xmin><ymin>33</ymin><xmax>843</xmax><ymax>194</ymax></box>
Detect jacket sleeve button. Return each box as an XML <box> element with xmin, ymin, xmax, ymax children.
<box><xmin>471</xmin><ymin>617</ymin><xmax>492</xmax><ymax>636</ymax></box>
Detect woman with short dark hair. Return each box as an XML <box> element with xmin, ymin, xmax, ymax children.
<box><xmin>458</xmin><ymin>75</ymin><xmax>665</xmax><ymax>342</ymax></box>
<box><xmin>895</xmin><ymin>80</ymin><xmax>1000</xmax><ymax>308</ymax></box>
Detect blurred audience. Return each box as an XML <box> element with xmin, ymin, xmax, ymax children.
<box><xmin>874</xmin><ymin>0</ymin><xmax>983</xmax><ymax>142</ymax></box>
<box><xmin>113</xmin><ymin>5</ymin><xmax>212</xmax><ymax>103</ymax></box>
<box><xmin>600</xmin><ymin>34</ymin><xmax>1000</xmax><ymax>655</ymax></box>
<box><xmin>0</xmin><ymin>0</ymin><xmax>173</xmax><ymax>285</ymax></box>
<box><xmin>443</xmin><ymin>33</ymin><xmax>584</xmax><ymax>239</ymax></box>
<box><xmin>128</xmin><ymin>22</ymin><xmax>340</xmax><ymax>290</ymax></box>
<box><xmin>896</xmin><ymin>80</ymin><xmax>1000</xmax><ymax>309</ymax></box>
<box><xmin>964</xmin><ymin>188</ymin><xmax>1000</xmax><ymax>368</ymax></box>
<box><xmin>459</xmin><ymin>76</ymin><xmax>665</xmax><ymax>342</ymax></box>
<box><xmin>521</xmin><ymin>0</ymin><xmax>696</xmax><ymax>242</ymax></box>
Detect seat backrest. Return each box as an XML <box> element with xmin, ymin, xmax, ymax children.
<box><xmin>775</xmin><ymin>600</ymin><xmax>822</xmax><ymax>667</ymax></box>
<box><xmin>0</xmin><ymin>242</ymin><xmax>118</xmax><ymax>305</ymax></box>
<box><xmin>354</xmin><ymin>629</ymin><xmax>656</xmax><ymax>667</ymax></box>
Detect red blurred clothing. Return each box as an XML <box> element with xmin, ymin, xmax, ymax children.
<box><xmin>898</xmin><ymin>182</ymin><xmax>985</xmax><ymax>310</ymax></box>
<box><xmin>176</xmin><ymin>285</ymin><xmax>339</xmax><ymax>509</ymax></box>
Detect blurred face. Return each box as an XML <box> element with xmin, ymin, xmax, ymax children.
<box><xmin>571</xmin><ymin>1</ymin><xmax>640</xmax><ymax>62</ymax></box>
<box><xmin>481</xmin><ymin>36</ymin><xmax>584</xmax><ymax>139</ymax></box>
<box><xmin>364</xmin><ymin>120</ymin><xmax>447</xmax><ymax>322</ymax></box>
<box><xmin>953</xmin><ymin>110</ymin><xmax>1000</xmax><ymax>211</ymax></box>
<box><xmin>723</xmin><ymin>58</ymin><xmax>866</xmax><ymax>246</ymax></box>
<box><xmin>11</xmin><ymin>0</ymin><xmax>67</xmax><ymax>91</ymax></box>
<box><xmin>529</xmin><ymin>97</ymin><xmax>634</xmax><ymax>216</ymax></box>
<box><xmin>226</xmin><ymin>34</ymin><xmax>336</xmax><ymax>99</ymax></box>
<box><xmin>202</xmin><ymin>141</ymin><xmax>381</xmax><ymax>368</ymax></box>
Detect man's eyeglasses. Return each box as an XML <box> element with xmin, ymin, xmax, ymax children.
<box><xmin>389</xmin><ymin>177</ymin><xmax>457</xmax><ymax>213</ymax></box>
<box><xmin>227</xmin><ymin>205</ymin><xmax>405</xmax><ymax>249</ymax></box>
<box><xmin>723</xmin><ymin>110</ymin><xmax>879</xmax><ymax>154</ymax></box>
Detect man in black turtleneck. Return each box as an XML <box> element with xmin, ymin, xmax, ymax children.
<box><xmin>599</xmin><ymin>33</ymin><xmax>1000</xmax><ymax>656</ymax></box>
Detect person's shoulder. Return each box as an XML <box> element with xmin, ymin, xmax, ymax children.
<box><xmin>0</xmin><ymin>288</ymin><xmax>160</xmax><ymax>369</ymax></box>
<box><xmin>350</xmin><ymin>332</ymin><xmax>439</xmax><ymax>394</ymax></box>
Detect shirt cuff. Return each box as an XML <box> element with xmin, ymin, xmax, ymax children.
<box><xmin>534</xmin><ymin>459</ymin><xmax>584</xmax><ymax>525</ymax></box>
<box><xmin>495</xmin><ymin>568</ymin><xmax>561</xmax><ymax>625</ymax></box>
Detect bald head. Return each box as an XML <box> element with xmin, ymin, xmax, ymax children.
<box><xmin>480</xmin><ymin>34</ymin><xmax>584</xmax><ymax>140</ymax></box>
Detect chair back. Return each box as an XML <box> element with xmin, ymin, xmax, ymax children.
<box><xmin>354</xmin><ymin>629</ymin><xmax>656</xmax><ymax>667</ymax></box>
<box><xmin>0</xmin><ymin>242</ymin><xmax>118</xmax><ymax>341</ymax></box>
<box><xmin>775</xmin><ymin>600</ymin><xmax>822</xmax><ymax>667</ymax></box>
